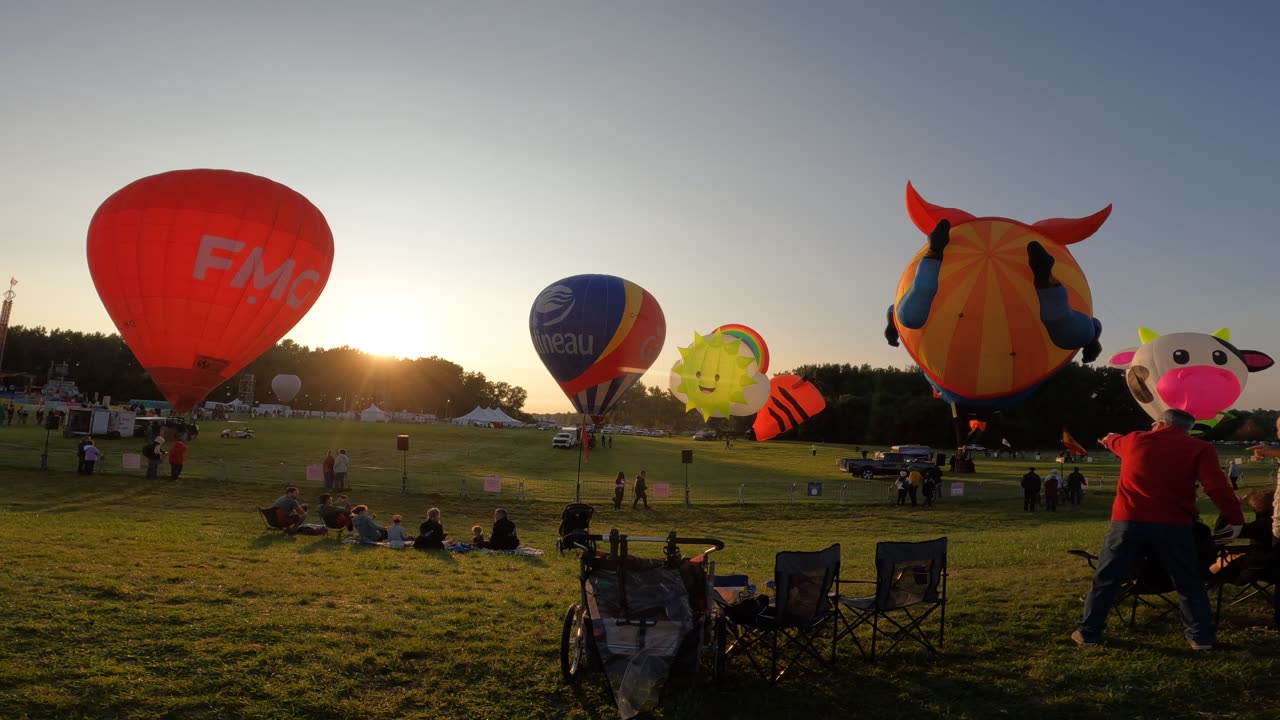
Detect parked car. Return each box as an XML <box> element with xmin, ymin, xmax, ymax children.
<box><xmin>839</xmin><ymin>453</ymin><xmax>941</xmax><ymax>480</ymax></box>
<box><xmin>551</xmin><ymin>431</ymin><xmax>578</xmax><ymax>449</ymax></box>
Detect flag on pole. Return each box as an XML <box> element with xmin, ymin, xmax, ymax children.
<box><xmin>1062</xmin><ymin>429</ymin><xmax>1089</xmax><ymax>457</ymax></box>
<box><xmin>580</xmin><ymin>418</ymin><xmax>590</xmax><ymax>462</ymax></box>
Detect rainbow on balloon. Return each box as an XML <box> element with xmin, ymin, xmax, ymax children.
<box><xmin>712</xmin><ymin>323</ymin><xmax>769</xmax><ymax>374</ymax></box>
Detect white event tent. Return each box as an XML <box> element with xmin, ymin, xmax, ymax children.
<box><xmin>452</xmin><ymin>406</ymin><xmax>524</xmax><ymax>427</ymax></box>
<box><xmin>360</xmin><ymin>404</ymin><xmax>389</xmax><ymax>422</ymax></box>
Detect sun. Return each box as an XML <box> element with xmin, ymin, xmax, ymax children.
<box><xmin>672</xmin><ymin>332</ymin><xmax>756</xmax><ymax>421</ymax></box>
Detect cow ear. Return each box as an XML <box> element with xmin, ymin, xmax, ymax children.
<box><xmin>1107</xmin><ymin>348</ymin><xmax>1138</xmax><ymax>368</ymax></box>
<box><xmin>1241</xmin><ymin>350</ymin><xmax>1275</xmax><ymax>372</ymax></box>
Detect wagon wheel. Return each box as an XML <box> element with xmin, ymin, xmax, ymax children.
<box><xmin>560</xmin><ymin>603</ymin><xmax>590</xmax><ymax>683</ymax></box>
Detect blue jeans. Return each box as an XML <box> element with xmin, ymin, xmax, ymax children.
<box><xmin>1076</xmin><ymin>521</ymin><xmax>1214</xmax><ymax>645</ymax></box>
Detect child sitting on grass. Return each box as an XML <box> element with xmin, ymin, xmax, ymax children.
<box><xmin>470</xmin><ymin>524</ymin><xmax>486</xmax><ymax>547</ymax></box>
<box><xmin>387</xmin><ymin>514</ymin><xmax>412</xmax><ymax>546</ymax></box>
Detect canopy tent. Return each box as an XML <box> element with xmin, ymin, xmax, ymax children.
<box><xmin>360</xmin><ymin>404</ymin><xmax>388</xmax><ymax>422</ymax></box>
<box><xmin>452</xmin><ymin>406</ymin><xmax>524</xmax><ymax>427</ymax></box>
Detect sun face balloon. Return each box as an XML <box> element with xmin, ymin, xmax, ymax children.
<box><xmin>87</xmin><ymin>169</ymin><xmax>333</xmax><ymax>412</ymax></box>
<box><xmin>529</xmin><ymin>274</ymin><xmax>665</xmax><ymax>418</ymax></box>
<box><xmin>886</xmin><ymin>182</ymin><xmax>1110</xmax><ymax>408</ymax></box>
<box><xmin>669</xmin><ymin>330</ymin><xmax>769</xmax><ymax>421</ymax></box>
<box><xmin>271</xmin><ymin>374</ymin><xmax>302</xmax><ymax>403</ymax></box>
<box><xmin>1107</xmin><ymin>327</ymin><xmax>1273</xmax><ymax>422</ymax></box>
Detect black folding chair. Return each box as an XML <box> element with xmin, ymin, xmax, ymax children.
<box><xmin>836</xmin><ymin>538</ymin><xmax>947</xmax><ymax>662</ymax></box>
<box><xmin>1068</xmin><ymin>549</ymin><xmax>1181</xmax><ymax>627</ymax></box>
<box><xmin>1213</xmin><ymin>544</ymin><xmax>1276</xmax><ymax>620</ymax></box>
<box><xmin>719</xmin><ymin>543</ymin><xmax>840</xmax><ymax>683</ymax></box>
<box><xmin>259</xmin><ymin>507</ymin><xmax>290</xmax><ymax>533</ymax></box>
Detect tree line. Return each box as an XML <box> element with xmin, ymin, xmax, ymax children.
<box><xmin>0</xmin><ymin>326</ymin><xmax>526</xmax><ymax>417</ymax></box>
<box><xmin>4</xmin><ymin>326</ymin><xmax>1275</xmax><ymax>447</ymax></box>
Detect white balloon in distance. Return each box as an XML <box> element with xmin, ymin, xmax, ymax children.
<box><xmin>271</xmin><ymin>374</ymin><xmax>302</xmax><ymax>403</ymax></box>
<box><xmin>668</xmin><ymin>330</ymin><xmax>770</xmax><ymax>421</ymax></box>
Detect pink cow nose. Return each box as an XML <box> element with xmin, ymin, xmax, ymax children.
<box><xmin>1155</xmin><ymin>366</ymin><xmax>1241</xmax><ymax>419</ymax></box>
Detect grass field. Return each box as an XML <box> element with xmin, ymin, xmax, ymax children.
<box><xmin>1</xmin><ymin>419</ymin><xmax>1278</xmax><ymax>719</ymax></box>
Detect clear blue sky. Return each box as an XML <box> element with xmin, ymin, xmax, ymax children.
<box><xmin>3</xmin><ymin>2</ymin><xmax>1278</xmax><ymax>413</ymax></box>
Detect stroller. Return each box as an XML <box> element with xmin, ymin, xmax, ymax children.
<box><xmin>556</xmin><ymin>503</ymin><xmax>596</xmax><ymax>554</ymax></box>
<box><xmin>560</xmin><ymin>528</ymin><xmax>725</xmax><ymax>719</ymax></box>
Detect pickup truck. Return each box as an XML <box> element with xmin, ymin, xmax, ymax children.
<box><xmin>838</xmin><ymin>453</ymin><xmax>941</xmax><ymax>480</ymax></box>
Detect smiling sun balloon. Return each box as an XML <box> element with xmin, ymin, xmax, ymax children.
<box><xmin>669</xmin><ymin>331</ymin><xmax>770</xmax><ymax>421</ymax></box>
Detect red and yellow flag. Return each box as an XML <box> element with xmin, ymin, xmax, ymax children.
<box><xmin>1062</xmin><ymin>429</ymin><xmax>1088</xmax><ymax>457</ymax></box>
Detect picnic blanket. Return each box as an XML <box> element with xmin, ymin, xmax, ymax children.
<box><xmin>341</xmin><ymin>538</ymin><xmax>544</xmax><ymax>556</ymax></box>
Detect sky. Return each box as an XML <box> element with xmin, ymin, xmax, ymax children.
<box><xmin>3</xmin><ymin>2</ymin><xmax>1279</xmax><ymax>414</ymax></box>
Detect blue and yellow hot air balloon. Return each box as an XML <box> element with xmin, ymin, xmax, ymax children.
<box><xmin>530</xmin><ymin>274</ymin><xmax>665</xmax><ymax>419</ymax></box>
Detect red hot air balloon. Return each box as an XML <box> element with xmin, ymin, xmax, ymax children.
<box><xmin>87</xmin><ymin>170</ymin><xmax>333</xmax><ymax>412</ymax></box>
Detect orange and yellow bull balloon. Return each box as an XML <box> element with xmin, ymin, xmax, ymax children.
<box><xmin>887</xmin><ymin>182</ymin><xmax>1111</xmax><ymax>408</ymax></box>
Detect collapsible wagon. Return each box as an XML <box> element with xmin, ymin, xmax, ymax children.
<box><xmin>559</xmin><ymin>528</ymin><xmax>725</xmax><ymax>719</ymax></box>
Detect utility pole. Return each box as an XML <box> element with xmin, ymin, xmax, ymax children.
<box><xmin>0</xmin><ymin>278</ymin><xmax>16</xmax><ymax>373</ymax></box>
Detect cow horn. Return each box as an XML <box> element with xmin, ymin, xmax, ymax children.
<box><xmin>1138</xmin><ymin>327</ymin><xmax>1160</xmax><ymax>344</ymax></box>
<box><xmin>1029</xmin><ymin>205</ymin><xmax>1113</xmax><ymax>246</ymax></box>
<box><xmin>1212</xmin><ymin>328</ymin><xmax>1231</xmax><ymax>341</ymax></box>
<box><xmin>905</xmin><ymin>182</ymin><xmax>976</xmax><ymax>235</ymax></box>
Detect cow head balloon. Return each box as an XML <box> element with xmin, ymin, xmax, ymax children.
<box><xmin>1108</xmin><ymin>328</ymin><xmax>1274</xmax><ymax>422</ymax></box>
<box><xmin>87</xmin><ymin>170</ymin><xmax>333</xmax><ymax>412</ymax></box>
<box><xmin>885</xmin><ymin>182</ymin><xmax>1110</xmax><ymax>408</ymax></box>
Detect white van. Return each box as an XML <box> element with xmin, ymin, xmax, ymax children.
<box><xmin>551</xmin><ymin>431</ymin><xmax>578</xmax><ymax>449</ymax></box>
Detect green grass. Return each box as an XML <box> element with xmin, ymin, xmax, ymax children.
<box><xmin>0</xmin><ymin>419</ymin><xmax>1277</xmax><ymax>719</ymax></box>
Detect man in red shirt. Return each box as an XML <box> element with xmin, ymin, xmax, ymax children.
<box><xmin>1073</xmin><ymin>409</ymin><xmax>1244</xmax><ymax>650</ymax></box>
<box><xmin>168</xmin><ymin>439</ymin><xmax>188</xmax><ymax>480</ymax></box>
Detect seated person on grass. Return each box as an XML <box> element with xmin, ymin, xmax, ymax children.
<box><xmin>488</xmin><ymin>508</ymin><xmax>520</xmax><ymax>551</ymax></box>
<box><xmin>387</xmin><ymin>514</ymin><xmax>412</xmax><ymax>545</ymax></box>
<box><xmin>415</xmin><ymin>508</ymin><xmax>447</xmax><ymax>550</ymax></box>
<box><xmin>271</xmin><ymin>487</ymin><xmax>308</xmax><ymax>530</ymax></box>
<box><xmin>351</xmin><ymin>505</ymin><xmax>387</xmax><ymax>542</ymax></box>
<box><xmin>317</xmin><ymin>493</ymin><xmax>352</xmax><ymax>530</ymax></box>
<box><xmin>1210</xmin><ymin>489</ymin><xmax>1273</xmax><ymax>584</ymax></box>
<box><xmin>470</xmin><ymin>524</ymin><xmax>486</xmax><ymax>548</ymax></box>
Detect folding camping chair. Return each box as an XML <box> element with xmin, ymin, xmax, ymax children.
<box><xmin>720</xmin><ymin>543</ymin><xmax>840</xmax><ymax>683</ymax></box>
<box><xmin>1213</xmin><ymin>544</ymin><xmax>1276</xmax><ymax>621</ymax></box>
<box><xmin>835</xmin><ymin>537</ymin><xmax>947</xmax><ymax>662</ymax></box>
<box><xmin>320</xmin><ymin>508</ymin><xmax>352</xmax><ymax>540</ymax></box>
<box><xmin>259</xmin><ymin>507</ymin><xmax>290</xmax><ymax>533</ymax></box>
<box><xmin>1068</xmin><ymin>548</ymin><xmax>1181</xmax><ymax>627</ymax></box>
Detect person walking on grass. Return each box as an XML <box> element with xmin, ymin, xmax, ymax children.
<box><xmin>322</xmin><ymin>450</ymin><xmax>336</xmax><ymax>491</ymax></box>
<box><xmin>1043</xmin><ymin>470</ymin><xmax>1059</xmax><ymax>511</ymax></box>
<box><xmin>168</xmin><ymin>439</ymin><xmax>188</xmax><ymax>480</ymax></box>
<box><xmin>1067</xmin><ymin>466</ymin><xmax>1085</xmax><ymax>505</ymax></box>
<box><xmin>82</xmin><ymin>439</ymin><xmax>100</xmax><ymax>475</ymax></box>
<box><xmin>144</xmin><ymin>438</ymin><xmax>166</xmax><ymax>479</ymax></box>
<box><xmin>1021</xmin><ymin>467</ymin><xmax>1041</xmax><ymax>511</ymax></box>
<box><xmin>332</xmin><ymin>449</ymin><xmax>350</xmax><ymax>492</ymax></box>
<box><xmin>1228</xmin><ymin>460</ymin><xmax>1243</xmax><ymax>490</ymax></box>
<box><xmin>1073</xmin><ymin>409</ymin><xmax>1244</xmax><ymax>651</ymax></box>
<box><xmin>632</xmin><ymin>470</ymin><xmax>649</xmax><ymax>510</ymax></box>
<box><xmin>612</xmin><ymin>471</ymin><xmax>626</xmax><ymax>511</ymax></box>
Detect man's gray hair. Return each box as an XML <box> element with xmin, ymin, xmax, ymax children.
<box><xmin>1159</xmin><ymin>408</ymin><xmax>1196</xmax><ymax>431</ymax></box>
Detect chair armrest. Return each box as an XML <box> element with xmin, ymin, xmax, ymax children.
<box><xmin>834</xmin><ymin>579</ymin><xmax>875</xmax><ymax>585</ymax></box>
<box><xmin>1066</xmin><ymin>549</ymin><xmax>1098</xmax><ymax>561</ymax></box>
